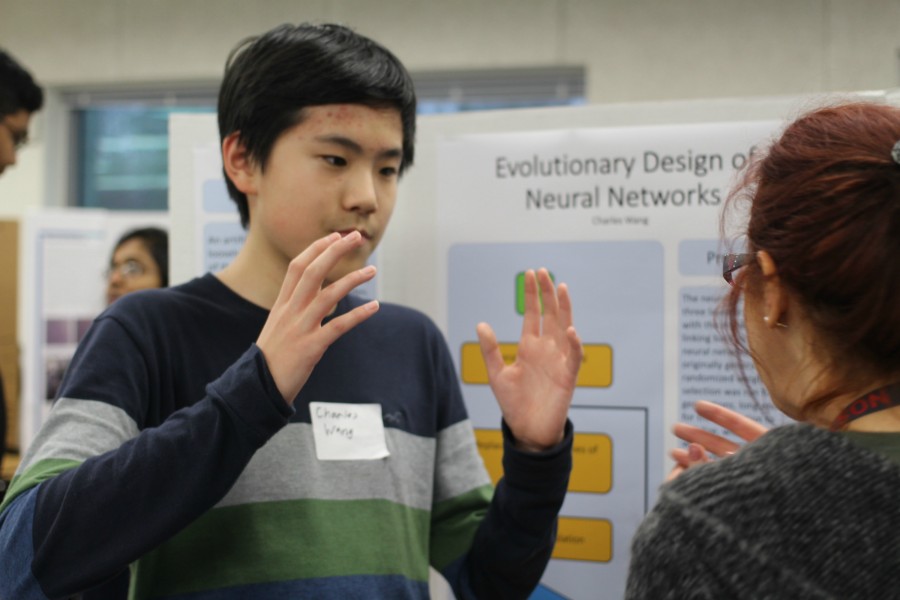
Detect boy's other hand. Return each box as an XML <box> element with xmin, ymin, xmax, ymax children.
<box><xmin>256</xmin><ymin>232</ymin><xmax>379</xmax><ymax>404</ymax></box>
<box><xmin>476</xmin><ymin>268</ymin><xmax>583</xmax><ymax>453</ymax></box>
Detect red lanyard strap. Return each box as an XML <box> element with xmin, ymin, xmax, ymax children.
<box><xmin>830</xmin><ymin>383</ymin><xmax>900</xmax><ymax>431</ymax></box>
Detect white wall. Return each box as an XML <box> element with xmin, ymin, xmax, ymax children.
<box><xmin>1</xmin><ymin>0</ymin><xmax>900</xmax><ymax>215</ymax></box>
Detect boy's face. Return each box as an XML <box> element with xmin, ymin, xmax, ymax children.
<box><xmin>243</xmin><ymin>104</ymin><xmax>403</xmax><ymax>284</ymax></box>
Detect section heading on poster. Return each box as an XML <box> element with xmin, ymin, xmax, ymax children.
<box><xmin>495</xmin><ymin>147</ymin><xmax>760</xmax><ymax>213</ymax></box>
<box><xmin>525</xmin><ymin>183</ymin><xmax>722</xmax><ymax>210</ymax></box>
<box><xmin>495</xmin><ymin>149</ymin><xmax>736</xmax><ymax>181</ymax></box>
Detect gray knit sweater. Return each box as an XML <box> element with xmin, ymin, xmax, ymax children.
<box><xmin>626</xmin><ymin>424</ymin><xmax>900</xmax><ymax>599</ymax></box>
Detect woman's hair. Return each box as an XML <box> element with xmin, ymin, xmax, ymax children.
<box><xmin>113</xmin><ymin>227</ymin><xmax>169</xmax><ymax>287</ymax></box>
<box><xmin>720</xmin><ymin>101</ymin><xmax>900</xmax><ymax>416</ymax></box>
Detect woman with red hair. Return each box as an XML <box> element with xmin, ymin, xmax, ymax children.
<box><xmin>628</xmin><ymin>102</ymin><xmax>900</xmax><ymax>598</ymax></box>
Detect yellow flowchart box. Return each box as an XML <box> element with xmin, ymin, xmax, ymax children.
<box><xmin>552</xmin><ymin>517</ymin><xmax>612</xmax><ymax>562</ymax></box>
<box><xmin>460</xmin><ymin>342</ymin><xmax>612</xmax><ymax>387</ymax></box>
<box><xmin>474</xmin><ymin>430</ymin><xmax>612</xmax><ymax>494</ymax></box>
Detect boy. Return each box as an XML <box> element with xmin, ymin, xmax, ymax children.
<box><xmin>0</xmin><ymin>23</ymin><xmax>582</xmax><ymax>599</ymax></box>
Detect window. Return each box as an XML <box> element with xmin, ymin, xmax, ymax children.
<box><xmin>65</xmin><ymin>68</ymin><xmax>585</xmax><ymax>211</ymax></box>
<box><xmin>65</xmin><ymin>87</ymin><xmax>217</xmax><ymax>210</ymax></box>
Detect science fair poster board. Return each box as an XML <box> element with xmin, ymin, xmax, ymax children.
<box><xmin>168</xmin><ymin>91</ymin><xmax>895</xmax><ymax>600</ymax></box>
<box><xmin>19</xmin><ymin>209</ymin><xmax>168</xmax><ymax>451</ymax></box>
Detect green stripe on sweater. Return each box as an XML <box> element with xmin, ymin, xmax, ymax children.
<box><xmin>0</xmin><ymin>458</ymin><xmax>81</xmax><ymax>513</ymax></box>
<box><xmin>131</xmin><ymin>498</ymin><xmax>431</xmax><ymax>597</ymax></box>
<box><xmin>430</xmin><ymin>484</ymin><xmax>494</xmax><ymax>570</ymax></box>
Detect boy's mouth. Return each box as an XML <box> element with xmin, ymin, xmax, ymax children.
<box><xmin>335</xmin><ymin>228</ymin><xmax>372</xmax><ymax>240</ymax></box>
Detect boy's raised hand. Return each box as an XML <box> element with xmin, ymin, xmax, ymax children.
<box><xmin>476</xmin><ymin>268</ymin><xmax>583</xmax><ymax>452</ymax></box>
<box><xmin>256</xmin><ymin>232</ymin><xmax>380</xmax><ymax>404</ymax></box>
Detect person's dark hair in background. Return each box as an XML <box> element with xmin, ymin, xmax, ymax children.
<box><xmin>0</xmin><ymin>49</ymin><xmax>43</xmax><ymax>177</ymax></box>
<box><xmin>217</xmin><ymin>23</ymin><xmax>417</xmax><ymax>228</ymax></box>
<box><xmin>0</xmin><ymin>49</ymin><xmax>43</xmax><ymax>118</ymax></box>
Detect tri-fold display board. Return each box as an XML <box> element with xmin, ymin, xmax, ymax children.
<box><xmin>160</xmin><ymin>88</ymin><xmax>896</xmax><ymax>599</ymax></box>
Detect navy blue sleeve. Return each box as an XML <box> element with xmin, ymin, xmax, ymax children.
<box><xmin>447</xmin><ymin>420</ymin><xmax>574</xmax><ymax>600</ymax></box>
<box><xmin>0</xmin><ymin>315</ymin><xmax>291</xmax><ymax>598</ymax></box>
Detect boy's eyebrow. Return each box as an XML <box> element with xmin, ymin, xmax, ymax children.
<box><xmin>314</xmin><ymin>134</ymin><xmax>403</xmax><ymax>160</ymax></box>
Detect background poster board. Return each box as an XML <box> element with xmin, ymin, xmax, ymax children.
<box><xmin>435</xmin><ymin>121</ymin><xmax>786</xmax><ymax>598</ymax></box>
<box><xmin>18</xmin><ymin>209</ymin><xmax>169</xmax><ymax>452</ymax></box>
<box><xmin>169</xmin><ymin>90</ymin><xmax>898</xmax><ymax>599</ymax></box>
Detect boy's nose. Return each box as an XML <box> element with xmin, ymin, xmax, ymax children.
<box><xmin>343</xmin><ymin>171</ymin><xmax>378</xmax><ymax>213</ymax></box>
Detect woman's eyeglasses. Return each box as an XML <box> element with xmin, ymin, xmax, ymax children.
<box><xmin>722</xmin><ymin>252</ymin><xmax>756</xmax><ymax>286</ymax></box>
<box><xmin>105</xmin><ymin>259</ymin><xmax>147</xmax><ymax>280</ymax></box>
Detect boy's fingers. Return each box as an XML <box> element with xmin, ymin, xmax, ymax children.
<box><xmin>316</xmin><ymin>265</ymin><xmax>377</xmax><ymax>314</ymax></box>
<box><xmin>319</xmin><ymin>300</ymin><xmax>380</xmax><ymax>346</ymax></box>
<box><xmin>287</xmin><ymin>231</ymin><xmax>364</xmax><ymax>311</ymax></box>
<box><xmin>520</xmin><ymin>270</ymin><xmax>540</xmax><ymax>338</ymax></box>
<box><xmin>476</xmin><ymin>322</ymin><xmax>505</xmax><ymax>377</ymax></box>
<box><xmin>557</xmin><ymin>283</ymin><xmax>574</xmax><ymax>331</ymax></box>
<box><xmin>564</xmin><ymin>327</ymin><xmax>583</xmax><ymax>378</ymax></box>
<box><xmin>537</xmin><ymin>268</ymin><xmax>559</xmax><ymax>315</ymax></box>
<box><xmin>536</xmin><ymin>269</ymin><xmax>563</xmax><ymax>340</ymax></box>
<box><xmin>276</xmin><ymin>233</ymin><xmax>341</xmax><ymax>308</ymax></box>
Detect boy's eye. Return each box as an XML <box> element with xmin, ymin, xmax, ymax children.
<box><xmin>380</xmin><ymin>166</ymin><xmax>399</xmax><ymax>177</ymax></box>
<box><xmin>323</xmin><ymin>156</ymin><xmax>347</xmax><ymax>166</ymax></box>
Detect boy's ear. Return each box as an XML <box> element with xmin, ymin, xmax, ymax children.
<box><xmin>222</xmin><ymin>132</ymin><xmax>258</xmax><ymax>196</ymax></box>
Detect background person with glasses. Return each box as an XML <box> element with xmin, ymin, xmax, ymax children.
<box><xmin>626</xmin><ymin>101</ymin><xmax>900</xmax><ymax>598</ymax></box>
<box><xmin>0</xmin><ymin>48</ymin><xmax>43</xmax><ymax>176</ymax></box>
<box><xmin>105</xmin><ymin>227</ymin><xmax>169</xmax><ymax>305</ymax></box>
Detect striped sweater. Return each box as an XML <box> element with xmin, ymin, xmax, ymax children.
<box><xmin>0</xmin><ymin>274</ymin><xmax>571</xmax><ymax>599</ymax></box>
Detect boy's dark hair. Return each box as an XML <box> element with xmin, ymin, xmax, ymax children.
<box><xmin>113</xmin><ymin>227</ymin><xmax>169</xmax><ymax>287</ymax></box>
<box><xmin>0</xmin><ymin>49</ymin><xmax>43</xmax><ymax>118</ymax></box>
<box><xmin>218</xmin><ymin>23</ymin><xmax>418</xmax><ymax>228</ymax></box>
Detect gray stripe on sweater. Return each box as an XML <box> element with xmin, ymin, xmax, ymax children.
<box><xmin>217</xmin><ymin>419</ymin><xmax>490</xmax><ymax>510</ymax></box>
<box><xmin>216</xmin><ymin>422</ymin><xmax>436</xmax><ymax>509</ymax></box>
<box><xmin>18</xmin><ymin>397</ymin><xmax>139</xmax><ymax>473</ymax></box>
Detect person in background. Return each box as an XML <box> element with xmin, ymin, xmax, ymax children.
<box><xmin>627</xmin><ymin>101</ymin><xmax>900</xmax><ymax>598</ymax></box>
<box><xmin>0</xmin><ymin>48</ymin><xmax>43</xmax><ymax>501</ymax></box>
<box><xmin>0</xmin><ymin>23</ymin><xmax>581</xmax><ymax>599</ymax></box>
<box><xmin>0</xmin><ymin>48</ymin><xmax>42</xmax><ymax>176</ymax></box>
<box><xmin>105</xmin><ymin>227</ymin><xmax>169</xmax><ymax>305</ymax></box>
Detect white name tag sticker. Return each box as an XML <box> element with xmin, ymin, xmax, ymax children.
<box><xmin>309</xmin><ymin>402</ymin><xmax>390</xmax><ymax>461</ymax></box>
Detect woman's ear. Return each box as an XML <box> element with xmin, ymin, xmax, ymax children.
<box><xmin>757</xmin><ymin>250</ymin><xmax>789</xmax><ymax>328</ymax></box>
<box><xmin>222</xmin><ymin>132</ymin><xmax>258</xmax><ymax>196</ymax></box>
